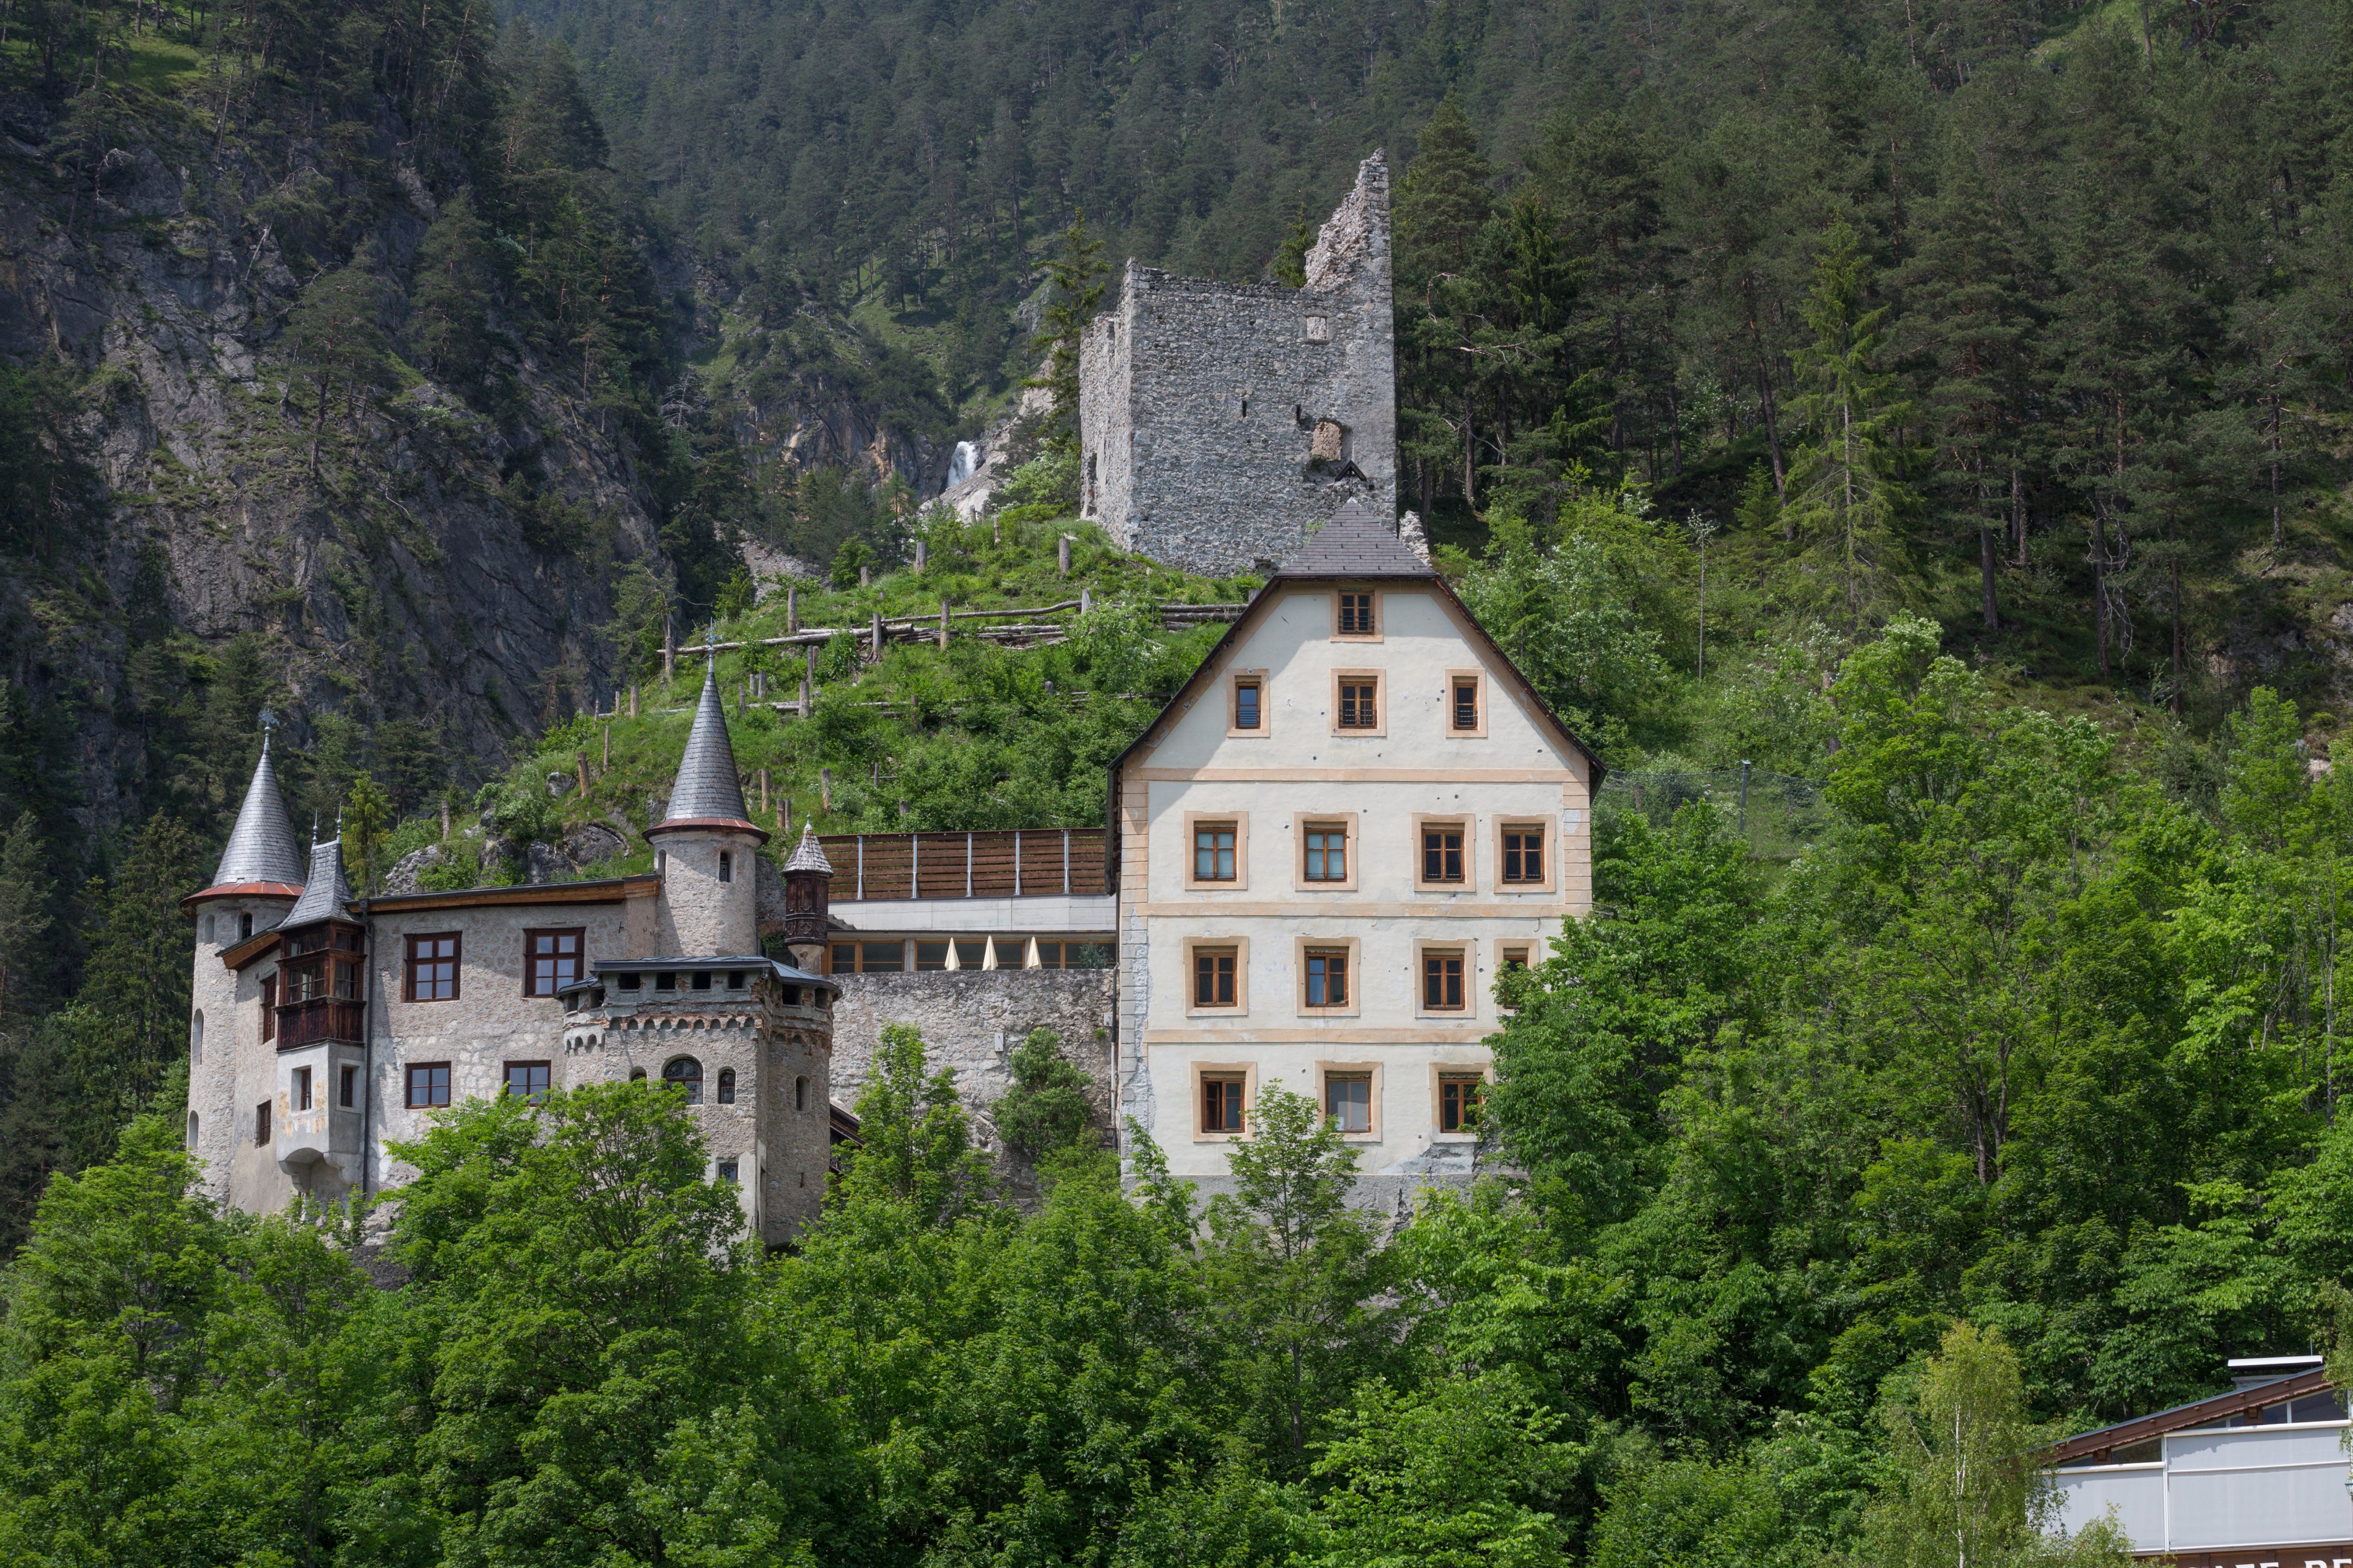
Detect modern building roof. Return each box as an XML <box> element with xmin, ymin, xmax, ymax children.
<box><xmin>282</xmin><ymin>835</ymin><xmax>355</xmax><ymax>928</ymax></box>
<box><xmin>1278</xmin><ymin>495</ymin><xmax>1437</xmax><ymax>579</ymax></box>
<box><xmin>784</xmin><ymin>822</ymin><xmax>834</xmax><ymax>875</ymax></box>
<box><xmin>197</xmin><ymin>732</ymin><xmax>305</xmax><ymax>897</ymax></box>
<box><xmin>649</xmin><ymin>656</ymin><xmax>765</xmax><ymax>840</ymax></box>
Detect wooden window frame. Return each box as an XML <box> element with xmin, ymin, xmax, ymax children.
<box><xmin>1331</xmin><ymin>588</ymin><xmax>1382</xmax><ymax>642</ymax></box>
<box><xmin>1414</xmin><ymin>815</ymin><xmax>1474</xmax><ymax>892</ymax></box>
<box><xmin>1228</xmin><ymin>669</ymin><xmax>1271</xmax><ymax>738</ymax></box>
<box><xmin>1431</xmin><ymin>1063</ymin><xmax>1494</xmax><ymax>1139</ymax></box>
<box><xmin>1331</xmin><ymin>670</ymin><xmax>1386</xmax><ymax>736</ymax></box>
<box><xmin>1294</xmin><ymin>811</ymin><xmax>1359</xmax><ymax>892</ymax></box>
<box><xmin>523</xmin><ymin>927</ymin><xmax>586</xmax><ymax>997</ymax></box>
<box><xmin>405</xmin><ymin>1062</ymin><xmax>452</xmax><ymax>1109</ymax></box>
<box><xmin>1317</xmin><ymin>1060</ymin><xmax>1384</xmax><ymax>1141</ymax></box>
<box><xmin>1495</xmin><ymin>818</ymin><xmax>1557</xmax><ymax>893</ymax></box>
<box><xmin>1184</xmin><ymin>936</ymin><xmax>1249</xmax><ymax>1015</ymax></box>
<box><xmin>255</xmin><ymin>1100</ymin><xmax>271</xmax><ymax>1146</ymax></box>
<box><xmin>1416</xmin><ymin>942</ymin><xmax>1472</xmax><ymax>1017</ymax></box>
<box><xmin>1190</xmin><ymin>1060</ymin><xmax>1259</xmax><ymax>1142</ymax></box>
<box><xmin>1295</xmin><ymin>936</ymin><xmax>1361</xmax><ymax>1017</ymax></box>
<box><xmin>503</xmin><ymin>1060</ymin><xmax>552</xmax><ymax>1103</ymax></box>
<box><xmin>294</xmin><ymin>1065</ymin><xmax>312</xmax><ymax>1112</ymax></box>
<box><xmin>1495</xmin><ymin>939</ymin><xmax>1535</xmax><ymax>1013</ymax></box>
<box><xmin>404</xmin><ymin>932</ymin><xmax>462</xmax><ymax>1003</ymax></box>
<box><xmin>1444</xmin><ymin>668</ymin><xmax>1488</xmax><ymax>738</ymax></box>
<box><xmin>1182</xmin><ymin>810</ymin><xmax>1249</xmax><ymax>890</ymax></box>
<box><xmin>260</xmin><ymin>972</ymin><xmax>277</xmax><ymax>1042</ymax></box>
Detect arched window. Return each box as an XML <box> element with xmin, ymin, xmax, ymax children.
<box><xmin>191</xmin><ymin>1009</ymin><xmax>204</xmax><ymax>1065</ymax></box>
<box><xmin>795</xmin><ymin>1075</ymin><xmax>808</xmax><ymax>1112</ymax></box>
<box><xmin>664</xmin><ymin>1057</ymin><xmax>703</xmax><ymax>1105</ymax></box>
<box><xmin>239</xmin><ymin>911</ymin><xmax>254</xmax><ymax>940</ymax></box>
<box><xmin>186</xmin><ymin>1111</ymin><xmax>198</xmax><ymax>1149</ymax></box>
<box><xmin>716</xmin><ymin>1067</ymin><xmax>736</xmax><ymax>1104</ymax></box>
<box><xmin>718</xmin><ymin>850</ymin><xmax>733</xmax><ymax>884</ymax></box>
<box><xmin>629</xmin><ymin>1067</ymin><xmax>647</xmax><ymax>1082</ymax></box>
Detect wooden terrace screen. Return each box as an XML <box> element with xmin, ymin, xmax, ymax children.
<box><xmin>818</xmin><ymin>829</ymin><xmax>1107</xmax><ymax>901</ymax></box>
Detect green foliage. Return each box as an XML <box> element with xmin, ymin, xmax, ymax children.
<box><xmin>990</xmin><ymin>1027</ymin><xmax>1097</xmax><ymax>1159</ymax></box>
<box><xmin>839</xmin><ymin>1022</ymin><xmax>994</xmax><ymax>1223</ymax></box>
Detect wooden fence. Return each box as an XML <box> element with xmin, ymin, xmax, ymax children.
<box><xmin>819</xmin><ymin>829</ymin><xmax>1108</xmax><ymax>902</ymax></box>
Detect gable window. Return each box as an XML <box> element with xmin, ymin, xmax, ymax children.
<box><xmin>1337</xmin><ymin>679</ymin><xmax>1379</xmax><ymax>730</ymax></box>
<box><xmin>719</xmin><ymin>850</ymin><xmax>733</xmax><ymax>884</ymax></box>
<box><xmin>406</xmin><ymin>1063</ymin><xmax>451</xmax><ymax>1108</ymax></box>
<box><xmin>1304</xmin><ymin>948</ymin><xmax>1349</xmax><ymax>1009</ymax></box>
<box><xmin>255</xmin><ymin>1101</ymin><xmax>271</xmax><ymax>1146</ymax></box>
<box><xmin>1325</xmin><ymin>1072</ymin><xmax>1372</xmax><ymax>1133</ymax></box>
<box><xmin>1439</xmin><ymin>1075</ymin><xmax>1486</xmax><ymax>1134</ymax></box>
<box><xmin>1202</xmin><ymin>1075</ymin><xmax>1247</xmax><ymax>1135</ymax></box>
<box><xmin>1452</xmin><ymin>678</ymin><xmax>1481</xmax><ymax>731</ymax></box>
<box><xmin>1234</xmin><ymin>678</ymin><xmax>1263</xmax><ymax>731</ymax></box>
<box><xmin>504</xmin><ymin>1062</ymin><xmax>551</xmax><ymax>1103</ymax></box>
<box><xmin>1194</xmin><ymin>946</ymin><xmax>1239</xmax><ymax>1007</ymax></box>
<box><xmin>525</xmin><ymin>929</ymin><xmax>584</xmax><ymax>997</ymax></box>
<box><xmin>664</xmin><ymin>1057</ymin><xmax>704</xmax><ymax>1105</ymax></box>
<box><xmin>1304</xmin><ymin>822</ymin><xmax>1348</xmax><ymax>883</ymax></box>
<box><xmin>1337</xmin><ymin>591</ymin><xmax>1377</xmax><ymax>636</ymax></box>
<box><xmin>1422</xmin><ymin>825</ymin><xmax>1467</xmax><ymax>885</ymax></box>
<box><xmin>261</xmin><ymin>973</ymin><xmax>276</xmax><ymax>1042</ymax></box>
<box><xmin>1502</xmin><ymin>825</ymin><xmax>1546</xmax><ymax>885</ymax></box>
<box><xmin>1423</xmin><ymin>950</ymin><xmax>1467</xmax><ymax>1012</ymax></box>
<box><xmin>718</xmin><ymin>1067</ymin><xmax>736</xmax><ymax>1104</ymax></box>
<box><xmin>406</xmin><ymin>933</ymin><xmax>461</xmax><ymax>1002</ymax></box>
<box><xmin>1194</xmin><ymin>822</ymin><xmax>1238</xmax><ymax>882</ymax></box>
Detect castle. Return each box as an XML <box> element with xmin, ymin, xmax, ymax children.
<box><xmin>1078</xmin><ymin>152</ymin><xmax>1397</xmax><ymax>576</ymax></box>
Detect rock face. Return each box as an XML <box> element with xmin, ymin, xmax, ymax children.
<box><xmin>1076</xmin><ymin>152</ymin><xmax>1397</xmax><ymax>575</ymax></box>
<box><xmin>0</xmin><ymin>88</ymin><xmax>669</xmax><ymax>835</ymax></box>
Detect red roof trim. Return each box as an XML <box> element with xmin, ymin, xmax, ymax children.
<box><xmin>645</xmin><ymin>817</ymin><xmax>771</xmax><ymax>842</ymax></box>
<box><xmin>181</xmin><ymin>882</ymin><xmax>304</xmax><ymax>912</ymax></box>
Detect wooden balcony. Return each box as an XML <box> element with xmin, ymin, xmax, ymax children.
<box><xmin>276</xmin><ymin>997</ymin><xmax>364</xmax><ymax>1049</ymax></box>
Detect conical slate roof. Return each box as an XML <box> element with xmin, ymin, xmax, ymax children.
<box><xmin>200</xmin><ymin>732</ymin><xmax>305</xmax><ymax>894</ymax></box>
<box><xmin>783</xmin><ymin>822</ymin><xmax>832</xmax><ymax>875</ymax></box>
<box><xmin>650</xmin><ymin>658</ymin><xmax>765</xmax><ymax>839</ymax></box>
<box><xmin>1279</xmin><ymin>496</ymin><xmax>1435</xmax><ymax>579</ymax></box>
<box><xmin>282</xmin><ymin>833</ymin><xmax>355</xmax><ymax>927</ymax></box>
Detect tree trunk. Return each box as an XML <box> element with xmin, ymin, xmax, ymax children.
<box><xmin>2091</xmin><ymin>505</ymin><xmax>2111</xmax><ymax>677</ymax></box>
<box><xmin>1668</xmin><ymin>381</ymin><xmax>1683</xmax><ymax>474</ymax></box>
<box><xmin>2271</xmin><ymin>393</ymin><xmax>2284</xmax><ymax>545</ymax></box>
<box><xmin>1749</xmin><ymin>311</ymin><xmax>1787</xmax><ymax>508</ymax></box>
<box><xmin>1980</xmin><ymin>519</ymin><xmax>1999</xmax><ymax>630</ymax></box>
<box><xmin>1462</xmin><ymin>390</ymin><xmax>1476</xmax><ymax>506</ymax></box>
<box><xmin>2011</xmin><ymin>466</ymin><xmax>2025</xmax><ymax>567</ymax></box>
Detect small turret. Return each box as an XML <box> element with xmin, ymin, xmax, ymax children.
<box><xmin>646</xmin><ymin>646</ymin><xmax>766</xmax><ymax>956</ymax></box>
<box><xmin>780</xmin><ymin>822</ymin><xmax>832</xmax><ymax>972</ymax></box>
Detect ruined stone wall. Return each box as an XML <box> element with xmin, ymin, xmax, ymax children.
<box><xmin>830</xmin><ymin>969</ymin><xmax>1118</xmax><ymax>1204</ymax></box>
<box><xmin>1078</xmin><ymin>152</ymin><xmax>1396</xmax><ymax>576</ymax></box>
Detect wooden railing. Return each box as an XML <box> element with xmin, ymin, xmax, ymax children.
<box><xmin>821</xmin><ymin>829</ymin><xmax>1108</xmax><ymax>902</ymax></box>
<box><xmin>276</xmin><ymin>998</ymin><xmax>364</xmax><ymax>1049</ymax></box>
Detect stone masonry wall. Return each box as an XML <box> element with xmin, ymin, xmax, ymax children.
<box><xmin>831</xmin><ymin>969</ymin><xmax>1117</xmax><ymax>1205</ymax></box>
<box><xmin>1078</xmin><ymin>152</ymin><xmax>1395</xmax><ymax>576</ymax></box>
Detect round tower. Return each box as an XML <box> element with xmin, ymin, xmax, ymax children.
<box><xmin>181</xmin><ymin>719</ymin><xmax>305</xmax><ymax>1206</ymax></box>
<box><xmin>646</xmin><ymin>652</ymin><xmax>768</xmax><ymax>956</ymax></box>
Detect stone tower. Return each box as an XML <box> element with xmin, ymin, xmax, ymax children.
<box><xmin>779</xmin><ymin>823</ymin><xmax>832</xmax><ymax>974</ymax></box>
<box><xmin>182</xmin><ymin>726</ymin><xmax>305</xmax><ymax>1206</ymax></box>
<box><xmin>1077</xmin><ymin>151</ymin><xmax>1396</xmax><ymax>575</ymax></box>
<box><xmin>648</xmin><ymin>653</ymin><xmax>768</xmax><ymax>956</ymax></box>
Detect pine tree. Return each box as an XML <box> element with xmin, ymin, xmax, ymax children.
<box><xmin>284</xmin><ymin>265</ymin><xmax>394</xmax><ymax>476</ymax></box>
<box><xmin>1028</xmin><ymin>213</ymin><xmax>1107</xmax><ymax>453</ymax></box>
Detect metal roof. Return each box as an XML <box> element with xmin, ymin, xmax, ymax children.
<box><xmin>205</xmin><ymin>733</ymin><xmax>305</xmax><ymax>891</ymax></box>
<box><xmin>651</xmin><ymin>658</ymin><xmax>761</xmax><ymax>837</ymax></box>
<box><xmin>783</xmin><ymin>822</ymin><xmax>834</xmax><ymax>875</ymax></box>
<box><xmin>282</xmin><ymin>835</ymin><xmax>355</xmax><ymax>927</ymax></box>
<box><xmin>1277</xmin><ymin>495</ymin><xmax>1437</xmax><ymax>579</ymax></box>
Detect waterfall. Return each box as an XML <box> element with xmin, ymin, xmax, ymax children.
<box><xmin>946</xmin><ymin>440</ymin><xmax>979</xmax><ymax>488</ymax></box>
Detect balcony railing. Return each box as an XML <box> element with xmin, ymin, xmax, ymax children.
<box><xmin>276</xmin><ymin>997</ymin><xmax>364</xmax><ymax>1049</ymax></box>
<box><xmin>819</xmin><ymin>829</ymin><xmax>1107</xmax><ymax>902</ymax></box>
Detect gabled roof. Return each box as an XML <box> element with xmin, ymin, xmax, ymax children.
<box><xmin>193</xmin><ymin>733</ymin><xmax>305</xmax><ymax>900</ymax></box>
<box><xmin>1102</xmin><ymin>499</ymin><xmax>1604</xmax><ymax>892</ymax></box>
<box><xmin>282</xmin><ymin>834</ymin><xmax>355</xmax><ymax>927</ymax></box>
<box><xmin>649</xmin><ymin>657</ymin><xmax>766</xmax><ymax>840</ymax></box>
<box><xmin>784</xmin><ymin>822</ymin><xmax>833</xmax><ymax>875</ymax></box>
<box><xmin>1279</xmin><ymin>496</ymin><xmax>1435</xmax><ymax>578</ymax></box>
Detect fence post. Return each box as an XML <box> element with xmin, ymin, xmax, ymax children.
<box><xmin>1738</xmin><ymin>759</ymin><xmax>1752</xmax><ymax>838</ymax></box>
<box><xmin>1058</xmin><ymin>536</ymin><xmax>1071</xmax><ymax>577</ymax></box>
<box><xmin>787</xmin><ymin>583</ymin><xmax>798</xmax><ymax>634</ymax></box>
<box><xmin>939</xmin><ymin>596</ymin><xmax>951</xmax><ymax>650</ymax></box>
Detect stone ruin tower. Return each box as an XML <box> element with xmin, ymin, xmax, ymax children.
<box><xmin>1078</xmin><ymin>152</ymin><xmax>1396</xmax><ymax>575</ymax></box>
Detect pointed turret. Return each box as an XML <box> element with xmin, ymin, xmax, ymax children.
<box><xmin>780</xmin><ymin>822</ymin><xmax>832</xmax><ymax>966</ymax></box>
<box><xmin>282</xmin><ymin>832</ymin><xmax>355</xmax><ymax>929</ymax></box>
<box><xmin>649</xmin><ymin>658</ymin><xmax>766</xmax><ymax>842</ymax></box>
<box><xmin>188</xmin><ymin>727</ymin><xmax>306</xmax><ymax>903</ymax></box>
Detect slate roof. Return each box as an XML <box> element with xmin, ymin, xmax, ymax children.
<box><xmin>651</xmin><ymin>658</ymin><xmax>764</xmax><ymax>838</ymax></box>
<box><xmin>204</xmin><ymin>733</ymin><xmax>305</xmax><ymax>892</ymax></box>
<box><xmin>783</xmin><ymin>822</ymin><xmax>834</xmax><ymax>875</ymax></box>
<box><xmin>283</xmin><ymin>834</ymin><xmax>354</xmax><ymax>927</ymax></box>
<box><xmin>1277</xmin><ymin>495</ymin><xmax>1435</xmax><ymax>579</ymax></box>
